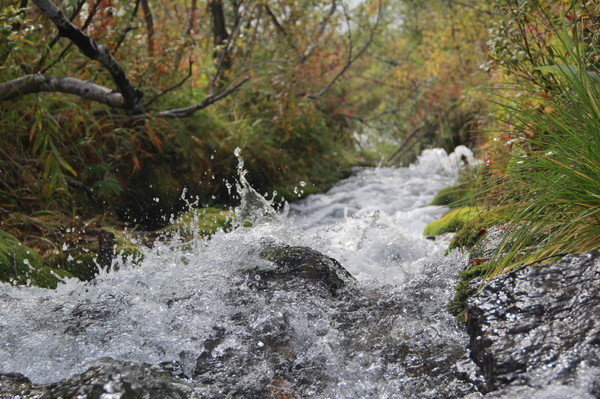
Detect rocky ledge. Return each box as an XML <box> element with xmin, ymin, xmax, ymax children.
<box><xmin>466</xmin><ymin>250</ymin><xmax>600</xmax><ymax>397</ymax></box>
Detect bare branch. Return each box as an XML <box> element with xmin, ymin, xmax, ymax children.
<box><xmin>2</xmin><ymin>0</ymin><xmax>251</xmax><ymax>119</ymax></box>
<box><xmin>36</xmin><ymin>0</ymin><xmax>86</xmax><ymax>68</ymax></box>
<box><xmin>0</xmin><ymin>74</ymin><xmax>125</xmax><ymax>108</ymax></box>
<box><xmin>443</xmin><ymin>0</ymin><xmax>500</xmax><ymax>16</ymax></box>
<box><xmin>39</xmin><ymin>0</ymin><xmax>102</xmax><ymax>73</ymax></box>
<box><xmin>298</xmin><ymin>0</ymin><xmax>337</xmax><ymax>64</ymax></box>
<box><xmin>387</xmin><ymin>123</ymin><xmax>426</xmax><ymax>165</ymax></box>
<box><xmin>306</xmin><ymin>0</ymin><xmax>382</xmax><ymax>99</ymax></box>
<box><xmin>209</xmin><ymin>0</ymin><xmax>247</xmax><ymax>94</ymax></box>
<box><xmin>265</xmin><ymin>5</ymin><xmax>296</xmax><ymax>49</ymax></box>
<box><xmin>154</xmin><ymin>76</ymin><xmax>250</xmax><ymax>118</ymax></box>
<box><xmin>32</xmin><ymin>0</ymin><xmax>141</xmax><ymax>109</ymax></box>
<box><xmin>335</xmin><ymin>112</ymin><xmax>387</xmax><ymax>131</ymax></box>
<box><xmin>173</xmin><ymin>0</ymin><xmax>200</xmax><ymax>70</ymax></box>
<box><xmin>112</xmin><ymin>0</ymin><xmax>142</xmax><ymax>54</ymax></box>
<box><xmin>143</xmin><ymin>61</ymin><xmax>194</xmax><ymax>107</ymax></box>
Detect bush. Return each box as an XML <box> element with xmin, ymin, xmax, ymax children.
<box><xmin>479</xmin><ymin>27</ymin><xmax>600</xmax><ymax>276</ymax></box>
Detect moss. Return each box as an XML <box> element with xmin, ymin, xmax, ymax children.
<box><xmin>448</xmin><ymin>206</ymin><xmax>513</xmax><ymax>250</ymax></box>
<box><xmin>106</xmin><ymin>228</ymin><xmax>145</xmax><ymax>266</ymax></box>
<box><xmin>0</xmin><ymin>230</ymin><xmax>72</xmax><ymax>289</ymax></box>
<box><xmin>63</xmin><ymin>252</ymin><xmax>98</xmax><ymax>281</ymax></box>
<box><xmin>446</xmin><ymin>205</ymin><xmax>515</xmax><ymax>319</ymax></box>
<box><xmin>429</xmin><ymin>185</ymin><xmax>469</xmax><ymax>207</ymax></box>
<box><xmin>117</xmin><ymin>245</ymin><xmax>145</xmax><ymax>265</ymax></box>
<box><xmin>423</xmin><ymin>207</ymin><xmax>483</xmax><ymax>236</ymax></box>
<box><xmin>162</xmin><ymin>207</ymin><xmax>233</xmax><ymax>240</ymax></box>
<box><xmin>448</xmin><ymin>260</ymin><xmax>498</xmax><ymax>319</ymax></box>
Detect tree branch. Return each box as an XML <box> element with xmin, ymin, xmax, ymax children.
<box><xmin>143</xmin><ymin>61</ymin><xmax>193</xmax><ymax>107</ymax></box>
<box><xmin>306</xmin><ymin>0</ymin><xmax>382</xmax><ymax>99</ymax></box>
<box><xmin>443</xmin><ymin>0</ymin><xmax>500</xmax><ymax>16</ymax></box>
<box><xmin>0</xmin><ymin>74</ymin><xmax>124</xmax><ymax>108</ymax></box>
<box><xmin>112</xmin><ymin>0</ymin><xmax>142</xmax><ymax>54</ymax></box>
<box><xmin>153</xmin><ymin>76</ymin><xmax>250</xmax><ymax>118</ymax></box>
<box><xmin>39</xmin><ymin>0</ymin><xmax>102</xmax><ymax>73</ymax></box>
<box><xmin>298</xmin><ymin>0</ymin><xmax>337</xmax><ymax>64</ymax></box>
<box><xmin>32</xmin><ymin>0</ymin><xmax>141</xmax><ymax>109</ymax></box>
<box><xmin>140</xmin><ymin>0</ymin><xmax>155</xmax><ymax>56</ymax></box>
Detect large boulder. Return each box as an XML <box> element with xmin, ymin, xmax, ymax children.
<box><xmin>466</xmin><ymin>251</ymin><xmax>600</xmax><ymax>395</ymax></box>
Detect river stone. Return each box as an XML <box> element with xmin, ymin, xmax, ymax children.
<box><xmin>466</xmin><ymin>250</ymin><xmax>600</xmax><ymax>395</ymax></box>
<box><xmin>256</xmin><ymin>241</ymin><xmax>357</xmax><ymax>293</ymax></box>
<box><xmin>0</xmin><ymin>359</ymin><xmax>192</xmax><ymax>399</ymax></box>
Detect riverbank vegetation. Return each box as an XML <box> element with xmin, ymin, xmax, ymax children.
<box><xmin>1</xmin><ymin>0</ymin><xmax>598</xmax><ymax>292</ymax></box>
<box><xmin>419</xmin><ymin>0</ymin><xmax>599</xmax><ymax>317</ymax></box>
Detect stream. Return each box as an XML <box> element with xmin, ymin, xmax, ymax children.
<box><xmin>0</xmin><ymin>146</ymin><xmax>483</xmax><ymax>398</ymax></box>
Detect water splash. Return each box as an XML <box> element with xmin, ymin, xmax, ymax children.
<box><xmin>232</xmin><ymin>147</ymin><xmax>286</xmax><ymax>227</ymax></box>
<box><xmin>0</xmin><ymin>146</ymin><xmax>478</xmax><ymax>397</ymax></box>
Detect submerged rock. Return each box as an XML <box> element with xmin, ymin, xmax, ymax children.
<box><xmin>0</xmin><ymin>359</ymin><xmax>192</xmax><ymax>399</ymax></box>
<box><xmin>466</xmin><ymin>251</ymin><xmax>600</xmax><ymax>396</ymax></box>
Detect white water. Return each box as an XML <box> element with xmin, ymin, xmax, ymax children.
<box><xmin>0</xmin><ymin>146</ymin><xmax>478</xmax><ymax>397</ymax></box>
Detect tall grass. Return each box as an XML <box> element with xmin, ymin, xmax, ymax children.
<box><xmin>483</xmin><ymin>26</ymin><xmax>600</xmax><ymax>276</ymax></box>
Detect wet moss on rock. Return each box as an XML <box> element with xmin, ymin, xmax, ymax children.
<box><xmin>162</xmin><ymin>207</ymin><xmax>233</xmax><ymax>240</ymax></box>
<box><xmin>0</xmin><ymin>231</ymin><xmax>72</xmax><ymax>288</ymax></box>
<box><xmin>448</xmin><ymin>206</ymin><xmax>513</xmax><ymax>251</ymax></box>
<box><xmin>257</xmin><ymin>242</ymin><xmax>356</xmax><ymax>293</ymax></box>
<box><xmin>423</xmin><ymin>207</ymin><xmax>483</xmax><ymax>236</ymax></box>
<box><xmin>429</xmin><ymin>185</ymin><xmax>469</xmax><ymax>208</ymax></box>
<box><xmin>448</xmin><ymin>260</ymin><xmax>498</xmax><ymax>319</ymax></box>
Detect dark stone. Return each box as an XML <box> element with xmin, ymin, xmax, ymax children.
<box><xmin>0</xmin><ymin>359</ymin><xmax>192</xmax><ymax>399</ymax></box>
<box><xmin>466</xmin><ymin>250</ymin><xmax>600</xmax><ymax>394</ymax></box>
<box><xmin>256</xmin><ymin>242</ymin><xmax>356</xmax><ymax>294</ymax></box>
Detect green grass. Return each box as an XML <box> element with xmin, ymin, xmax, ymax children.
<box><xmin>476</xmin><ymin>28</ymin><xmax>600</xmax><ymax>277</ymax></box>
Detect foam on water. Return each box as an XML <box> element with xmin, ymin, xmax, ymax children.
<box><xmin>0</xmin><ymin>146</ymin><xmax>476</xmax><ymax>396</ymax></box>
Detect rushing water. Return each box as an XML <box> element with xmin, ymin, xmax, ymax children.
<box><xmin>0</xmin><ymin>146</ymin><xmax>481</xmax><ymax>397</ymax></box>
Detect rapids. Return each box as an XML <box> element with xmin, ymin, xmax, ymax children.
<box><xmin>0</xmin><ymin>146</ymin><xmax>481</xmax><ymax>397</ymax></box>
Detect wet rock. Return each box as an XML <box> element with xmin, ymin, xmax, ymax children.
<box><xmin>256</xmin><ymin>242</ymin><xmax>357</xmax><ymax>293</ymax></box>
<box><xmin>466</xmin><ymin>250</ymin><xmax>600</xmax><ymax>395</ymax></box>
<box><xmin>0</xmin><ymin>359</ymin><xmax>192</xmax><ymax>399</ymax></box>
